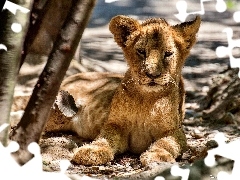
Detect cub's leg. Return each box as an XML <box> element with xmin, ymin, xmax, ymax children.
<box><xmin>72</xmin><ymin>123</ymin><xmax>128</xmax><ymax>165</ymax></box>
<box><xmin>140</xmin><ymin>128</ymin><xmax>186</xmax><ymax>166</ymax></box>
<box><xmin>71</xmin><ymin>138</ymin><xmax>114</xmax><ymax>165</ymax></box>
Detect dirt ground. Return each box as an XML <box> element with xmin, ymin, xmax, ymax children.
<box><xmin>12</xmin><ymin>0</ymin><xmax>240</xmax><ymax>179</ymax></box>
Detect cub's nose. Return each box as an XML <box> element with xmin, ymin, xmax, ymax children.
<box><xmin>146</xmin><ymin>72</ymin><xmax>161</xmax><ymax>79</ymax></box>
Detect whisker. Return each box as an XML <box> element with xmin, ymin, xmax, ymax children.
<box><xmin>157</xmin><ymin>75</ymin><xmax>178</xmax><ymax>88</ymax></box>
<box><xmin>168</xmin><ymin>76</ymin><xmax>178</xmax><ymax>88</ymax></box>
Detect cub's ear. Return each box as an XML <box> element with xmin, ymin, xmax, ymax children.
<box><xmin>173</xmin><ymin>16</ymin><xmax>201</xmax><ymax>50</ymax></box>
<box><xmin>109</xmin><ymin>15</ymin><xmax>140</xmax><ymax>48</ymax></box>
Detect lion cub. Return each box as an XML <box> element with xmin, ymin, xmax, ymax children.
<box><xmin>45</xmin><ymin>15</ymin><xmax>201</xmax><ymax>166</ymax></box>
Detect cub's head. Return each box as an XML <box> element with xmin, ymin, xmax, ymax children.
<box><xmin>109</xmin><ymin>15</ymin><xmax>201</xmax><ymax>92</ymax></box>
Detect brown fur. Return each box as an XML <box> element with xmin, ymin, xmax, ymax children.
<box><xmin>45</xmin><ymin>15</ymin><xmax>201</xmax><ymax>166</ymax></box>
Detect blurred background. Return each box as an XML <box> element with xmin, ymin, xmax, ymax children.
<box><xmin>17</xmin><ymin>0</ymin><xmax>240</xmax><ymax>104</ymax></box>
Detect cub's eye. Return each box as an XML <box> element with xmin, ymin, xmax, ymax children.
<box><xmin>164</xmin><ymin>51</ymin><xmax>173</xmax><ymax>59</ymax></box>
<box><xmin>136</xmin><ymin>49</ymin><xmax>146</xmax><ymax>58</ymax></box>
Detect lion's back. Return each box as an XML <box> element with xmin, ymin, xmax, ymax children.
<box><xmin>60</xmin><ymin>72</ymin><xmax>123</xmax><ymax>139</ymax></box>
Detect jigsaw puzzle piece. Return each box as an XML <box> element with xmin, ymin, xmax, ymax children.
<box><xmin>216</xmin><ymin>28</ymin><xmax>240</xmax><ymax>77</ymax></box>
<box><xmin>0</xmin><ymin>0</ymin><xmax>6</xmax><ymax>12</ymax></box>
<box><xmin>3</xmin><ymin>0</ymin><xmax>29</xmax><ymax>15</ymax></box>
<box><xmin>0</xmin><ymin>44</ymin><xmax>7</xmax><ymax>51</ymax></box>
<box><xmin>0</xmin><ymin>140</ymin><xmax>20</xmax><ymax>172</ymax></box>
<box><xmin>215</xmin><ymin>0</ymin><xmax>227</xmax><ymax>12</ymax></box>
<box><xmin>0</xmin><ymin>123</ymin><xmax>71</xmax><ymax>179</ymax></box>
<box><xmin>21</xmin><ymin>142</ymin><xmax>71</xmax><ymax>179</ymax></box>
<box><xmin>175</xmin><ymin>0</ymin><xmax>227</xmax><ymax>22</ymax></box>
<box><xmin>0</xmin><ymin>124</ymin><xmax>21</xmax><ymax>177</ymax></box>
<box><xmin>233</xmin><ymin>11</ymin><xmax>240</xmax><ymax>22</ymax></box>
<box><xmin>216</xmin><ymin>152</ymin><xmax>240</xmax><ymax>180</ymax></box>
<box><xmin>154</xmin><ymin>176</ymin><xmax>165</xmax><ymax>180</ymax></box>
<box><xmin>175</xmin><ymin>0</ymin><xmax>208</xmax><ymax>22</ymax></box>
<box><xmin>21</xmin><ymin>142</ymin><xmax>43</xmax><ymax>174</ymax></box>
<box><xmin>105</xmin><ymin>0</ymin><xmax>119</xmax><ymax>3</ymax></box>
<box><xmin>171</xmin><ymin>165</ymin><xmax>190</xmax><ymax>180</ymax></box>
<box><xmin>205</xmin><ymin>133</ymin><xmax>240</xmax><ymax>180</ymax></box>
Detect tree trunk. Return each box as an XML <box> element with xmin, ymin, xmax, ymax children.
<box><xmin>20</xmin><ymin>0</ymin><xmax>73</xmax><ymax>67</ymax></box>
<box><xmin>0</xmin><ymin>0</ymin><xmax>32</xmax><ymax>146</ymax></box>
<box><xmin>0</xmin><ymin>0</ymin><xmax>6</xmax><ymax>11</ymax></box>
<box><xmin>10</xmin><ymin>0</ymin><xmax>96</xmax><ymax>165</ymax></box>
<box><xmin>20</xmin><ymin>0</ymin><xmax>49</xmax><ymax>67</ymax></box>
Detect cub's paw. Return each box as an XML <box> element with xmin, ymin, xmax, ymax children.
<box><xmin>72</xmin><ymin>139</ymin><xmax>114</xmax><ymax>165</ymax></box>
<box><xmin>140</xmin><ymin>148</ymin><xmax>175</xmax><ymax>166</ymax></box>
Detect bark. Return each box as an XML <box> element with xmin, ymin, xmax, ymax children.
<box><xmin>10</xmin><ymin>0</ymin><xmax>96</xmax><ymax>165</ymax></box>
<box><xmin>0</xmin><ymin>0</ymin><xmax>6</xmax><ymax>11</ymax></box>
<box><xmin>0</xmin><ymin>0</ymin><xmax>32</xmax><ymax>145</ymax></box>
<box><xmin>20</xmin><ymin>0</ymin><xmax>73</xmax><ymax>67</ymax></box>
<box><xmin>154</xmin><ymin>158</ymin><xmax>234</xmax><ymax>180</ymax></box>
<box><xmin>199</xmin><ymin>68</ymin><xmax>240</xmax><ymax>124</ymax></box>
<box><xmin>20</xmin><ymin>0</ymin><xmax>49</xmax><ymax>67</ymax></box>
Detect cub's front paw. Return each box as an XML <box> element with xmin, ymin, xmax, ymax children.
<box><xmin>72</xmin><ymin>139</ymin><xmax>114</xmax><ymax>165</ymax></box>
<box><xmin>140</xmin><ymin>148</ymin><xmax>175</xmax><ymax>166</ymax></box>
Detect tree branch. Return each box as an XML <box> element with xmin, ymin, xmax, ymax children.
<box><xmin>20</xmin><ymin>0</ymin><xmax>73</xmax><ymax>68</ymax></box>
<box><xmin>10</xmin><ymin>0</ymin><xmax>96</xmax><ymax>165</ymax></box>
<box><xmin>19</xmin><ymin>0</ymin><xmax>49</xmax><ymax>68</ymax></box>
<box><xmin>0</xmin><ymin>0</ymin><xmax>32</xmax><ymax>145</ymax></box>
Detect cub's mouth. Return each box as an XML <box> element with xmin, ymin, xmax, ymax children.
<box><xmin>147</xmin><ymin>81</ymin><xmax>158</xmax><ymax>86</ymax></box>
<box><xmin>138</xmin><ymin>74</ymin><xmax>177</xmax><ymax>89</ymax></box>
